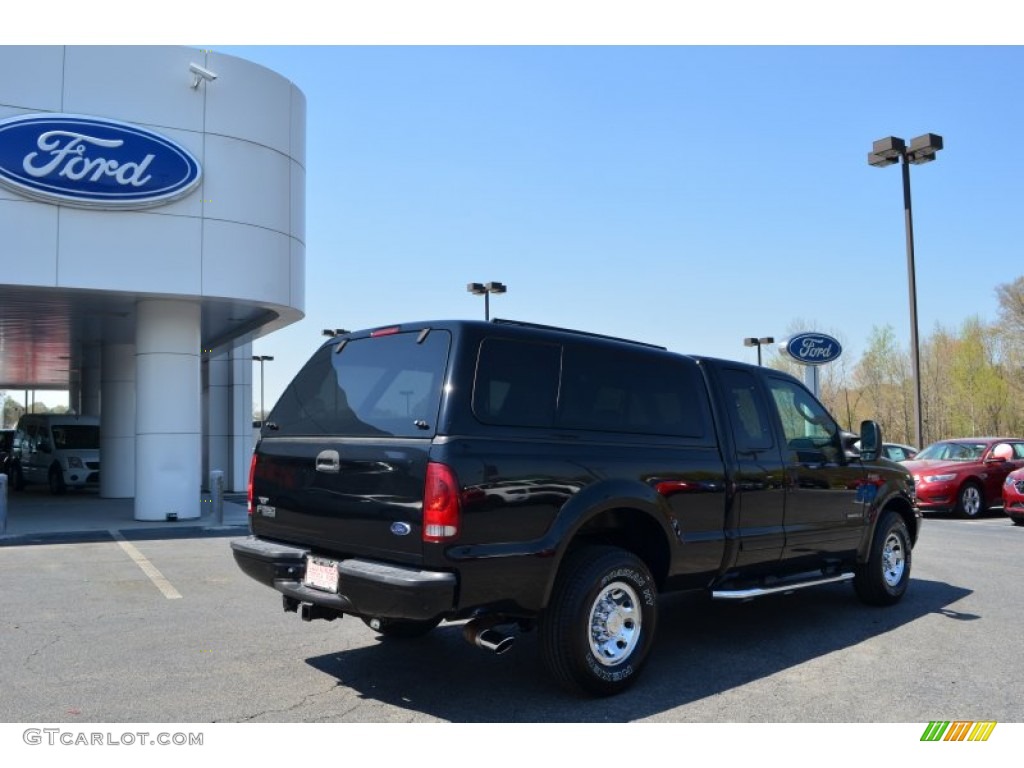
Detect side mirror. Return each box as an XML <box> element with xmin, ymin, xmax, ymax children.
<box><xmin>859</xmin><ymin>420</ymin><xmax>882</xmax><ymax>462</ymax></box>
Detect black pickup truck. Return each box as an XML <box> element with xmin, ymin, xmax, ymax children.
<box><xmin>231</xmin><ymin>319</ymin><xmax>920</xmax><ymax>696</ymax></box>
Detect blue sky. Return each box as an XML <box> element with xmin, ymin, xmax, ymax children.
<box><xmin>9</xmin><ymin>6</ymin><xmax>1021</xmax><ymax>413</ymax></box>
<box><xmin>218</xmin><ymin>43</ymin><xmax>1023</xmax><ymax>410</ymax></box>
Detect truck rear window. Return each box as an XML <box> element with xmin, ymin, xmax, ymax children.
<box><xmin>267</xmin><ymin>330</ymin><xmax>451</xmax><ymax>437</ymax></box>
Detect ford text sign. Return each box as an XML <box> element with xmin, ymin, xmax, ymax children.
<box><xmin>0</xmin><ymin>113</ymin><xmax>201</xmax><ymax>209</ymax></box>
<box><xmin>785</xmin><ymin>332</ymin><xmax>842</xmax><ymax>366</ymax></box>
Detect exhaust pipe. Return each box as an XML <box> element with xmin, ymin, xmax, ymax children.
<box><xmin>300</xmin><ymin>602</ymin><xmax>340</xmax><ymax>622</ymax></box>
<box><xmin>463</xmin><ymin>619</ymin><xmax>514</xmax><ymax>655</ymax></box>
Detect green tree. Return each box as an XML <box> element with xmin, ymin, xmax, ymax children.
<box><xmin>947</xmin><ymin>317</ymin><xmax>1008</xmax><ymax>437</ymax></box>
<box><xmin>994</xmin><ymin>276</ymin><xmax>1024</xmax><ymax>434</ymax></box>
<box><xmin>995</xmin><ymin>276</ymin><xmax>1024</xmax><ymax>335</ymax></box>
<box><xmin>2</xmin><ymin>394</ymin><xmax>26</xmax><ymax>428</ymax></box>
<box><xmin>854</xmin><ymin>326</ymin><xmax>912</xmax><ymax>445</ymax></box>
<box><xmin>920</xmin><ymin>325</ymin><xmax>956</xmax><ymax>444</ymax></box>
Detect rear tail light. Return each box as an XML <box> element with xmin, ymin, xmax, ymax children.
<box><xmin>423</xmin><ymin>461</ymin><xmax>461</xmax><ymax>542</ymax></box>
<box><xmin>247</xmin><ymin>452</ymin><xmax>258</xmax><ymax>517</ymax></box>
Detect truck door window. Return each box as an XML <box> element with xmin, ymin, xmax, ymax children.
<box><xmin>766</xmin><ymin>376</ymin><xmax>841</xmax><ymax>464</ymax></box>
<box><xmin>719</xmin><ymin>368</ymin><xmax>774</xmax><ymax>451</ymax></box>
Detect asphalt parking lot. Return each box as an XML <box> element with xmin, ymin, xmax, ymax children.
<box><xmin>1</xmin><ymin>491</ymin><xmax>1022</xmax><ymax>723</ymax></box>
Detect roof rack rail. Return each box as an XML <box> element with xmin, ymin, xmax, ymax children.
<box><xmin>489</xmin><ymin>318</ymin><xmax>666</xmax><ymax>350</ymax></box>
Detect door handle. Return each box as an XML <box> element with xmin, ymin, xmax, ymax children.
<box><xmin>315</xmin><ymin>450</ymin><xmax>340</xmax><ymax>473</ymax></box>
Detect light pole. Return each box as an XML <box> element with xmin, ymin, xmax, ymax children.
<box><xmin>467</xmin><ymin>281</ymin><xmax>507</xmax><ymax>321</ymax></box>
<box><xmin>252</xmin><ymin>355</ymin><xmax>274</xmax><ymax>426</ymax></box>
<box><xmin>743</xmin><ymin>336</ymin><xmax>774</xmax><ymax>366</ymax></box>
<box><xmin>869</xmin><ymin>133</ymin><xmax>943</xmax><ymax>449</ymax></box>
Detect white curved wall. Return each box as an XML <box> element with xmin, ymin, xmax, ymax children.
<box><xmin>0</xmin><ymin>45</ymin><xmax>306</xmax><ymax>517</ymax></box>
<box><xmin>0</xmin><ymin>45</ymin><xmax>306</xmax><ymax>313</ymax></box>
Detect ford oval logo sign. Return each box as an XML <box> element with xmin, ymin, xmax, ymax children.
<box><xmin>785</xmin><ymin>332</ymin><xmax>842</xmax><ymax>366</ymax></box>
<box><xmin>0</xmin><ymin>113</ymin><xmax>201</xmax><ymax>209</ymax></box>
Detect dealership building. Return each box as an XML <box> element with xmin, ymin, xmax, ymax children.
<box><xmin>0</xmin><ymin>46</ymin><xmax>306</xmax><ymax>520</ymax></box>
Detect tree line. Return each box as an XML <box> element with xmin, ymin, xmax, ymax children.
<box><xmin>1</xmin><ymin>397</ymin><xmax>68</xmax><ymax>428</ymax></box>
<box><xmin>5</xmin><ymin>277</ymin><xmax>1024</xmax><ymax>447</ymax></box>
<box><xmin>765</xmin><ymin>276</ymin><xmax>1024</xmax><ymax>448</ymax></box>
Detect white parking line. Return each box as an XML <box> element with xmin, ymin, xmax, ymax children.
<box><xmin>110</xmin><ymin>530</ymin><xmax>183</xmax><ymax>600</ymax></box>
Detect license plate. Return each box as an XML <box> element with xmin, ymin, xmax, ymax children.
<box><xmin>303</xmin><ymin>556</ymin><xmax>339</xmax><ymax>593</ymax></box>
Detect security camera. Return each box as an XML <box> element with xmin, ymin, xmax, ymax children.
<box><xmin>189</xmin><ymin>63</ymin><xmax>218</xmax><ymax>88</ymax></box>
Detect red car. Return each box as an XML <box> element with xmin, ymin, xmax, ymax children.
<box><xmin>1003</xmin><ymin>467</ymin><xmax>1024</xmax><ymax>526</ymax></box>
<box><xmin>903</xmin><ymin>437</ymin><xmax>1024</xmax><ymax>518</ymax></box>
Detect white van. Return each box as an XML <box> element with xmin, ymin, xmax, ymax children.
<box><xmin>11</xmin><ymin>414</ymin><xmax>100</xmax><ymax>494</ymax></box>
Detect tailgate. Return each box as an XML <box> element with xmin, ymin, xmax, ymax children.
<box><xmin>249</xmin><ymin>326</ymin><xmax>453</xmax><ymax>563</ymax></box>
<box><xmin>251</xmin><ymin>436</ymin><xmax>432</xmax><ymax>561</ymax></box>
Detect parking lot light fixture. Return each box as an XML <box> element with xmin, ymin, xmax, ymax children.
<box><xmin>743</xmin><ymin>336</ymin><xmax>774</xmax><ymax>366</ymax></box>
<box><xmin>868</xmin><ymin>132</ymin><xmax>943</xmax><ymax>448</ymax></box>
<box><xmin>467</xmin><ymin>281</ymin><xmax>507</xmax><ymax>321</ymax></box>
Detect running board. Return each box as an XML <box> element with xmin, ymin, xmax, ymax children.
<box><xmin>712</xmin><ymin>572</ymin><xmax>854</xmax><ymax>600</ymax></box>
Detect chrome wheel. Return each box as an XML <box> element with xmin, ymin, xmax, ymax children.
<box><xmin>854</xmin><ymin>511</ymin><xmax>912</xmax><ymax>606</ymax></box>
<box><xmin>881</xmin><ymin>531</ymin><xmax>906</xmax><ymax>587</ymax></box>
<box><xmin>540</xmin><ymin>545</ymin><xmax>658</xmax><ymax>696</ymax></box>
<box><xmin>587</xmin><ymin>581</ymin><xmax>642</xmax><ymax>666</ymax></box>
<box><xmin>959</xmin><ymin>484</ymin><xmax>983</xmax><ymax>517</ymax></box>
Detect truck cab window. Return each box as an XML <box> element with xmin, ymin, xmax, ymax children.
<box><xmin>766</xmin><ymin>376</ymin><xmax>841</xmax><ymax>464</ymax></box>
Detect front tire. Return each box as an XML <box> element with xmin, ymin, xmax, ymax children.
<box><xmin>854</xmin><ymin>511</ymin><xmax>911</xmax><ymax>606</ymax></box>
<box><xmin>956</xmin><ymin>481</ymin><xmax>984</xmax><ymax>518</ymax></box>
<box><xmin>9</xmin><ymin>463</ymin><xmax>25</xmax><ymax>491</ymax></box>
<box><xmin>48</xmin><ymin>465</ymin><xmax>66</xmax><ymax>495</ymax></box>
<box><xmin>539</xmin><ymin>545</ymin><xmax>658</xmax><ymax>697</ymax></box>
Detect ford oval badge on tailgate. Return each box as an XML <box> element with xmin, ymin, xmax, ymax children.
<box><xmin>390</xmin><ymin>522</ymin><xmax>412</xmax><ymax>536</ymax></box>
<box><xmin>0</xmin><ymin>113</ymin><xmax>202</xmax><ymax>209</ymax></box>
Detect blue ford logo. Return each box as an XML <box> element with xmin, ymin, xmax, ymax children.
<box><xmin>785</xmin><ymin>332</ymin><xmax>842</xmax><ymax>366</ymax></box>
<box><xmin>390</xmin><ymin>522</ymin><xmax>412</xmax><ymax>536</ymax></box>
<box><xmin>0</xmin><ymin>113</ymin><xmax>201</xmax><ymax>209</ymax></box>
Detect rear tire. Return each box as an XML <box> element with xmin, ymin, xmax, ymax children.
<box><xmin>539</xmin><ymin>545</ymin><xmax>658</xmax><ymax>697</ymax></box>
<box><xmin>361</xmin><ymin>616</ymin><xmax>441</xmax><ymax>639</ymax></box>
<box><xmin>854</xmin><ymin>511</ymin><xmax>911</xmax><ymax>606</ymax></box>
